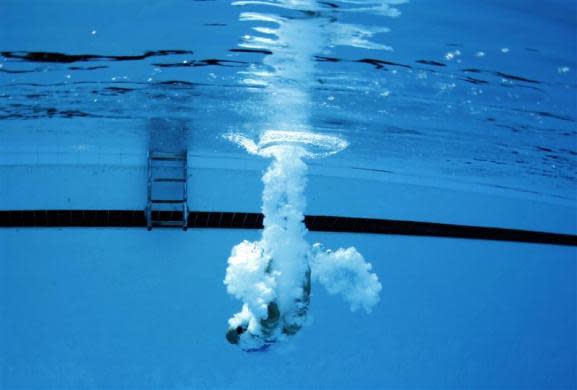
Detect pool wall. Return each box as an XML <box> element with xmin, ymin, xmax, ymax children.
<box><xmin>1</xmin><ymin>158</ymin><xmax>575</xmax><ymax>235</ymax></box>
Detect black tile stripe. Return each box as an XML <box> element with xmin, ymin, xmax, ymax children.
<box><xmin>0</xmin><ymin>210</ymin><xmax>575</xmax><ymax>246</ymax></box>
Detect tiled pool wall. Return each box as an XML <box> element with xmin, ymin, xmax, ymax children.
<box><xmin>1</xmin><ymin>156</ymin><xmax>575</xmax><ymax>235</ymax></box>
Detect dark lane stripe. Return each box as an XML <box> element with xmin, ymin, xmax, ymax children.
<box><xmin>0</xmin><ymin>210</ymin><xmax>575</xmax><ymax>247</ymax></box>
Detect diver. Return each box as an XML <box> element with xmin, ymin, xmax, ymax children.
<box><xmin>226</xmin><ymin>265</ymin><xmax>311</xmax><ymax>352</ymax></box>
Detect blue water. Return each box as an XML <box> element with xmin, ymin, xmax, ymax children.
<box><xmin>1</xmin><ymin>230</ymin><xmax>575</xmax><ymax>389</ymax></box>
<box><xmin>1</xmin><ymin>0</ymin><xmax>576</xmax><ymax>388</ymax></box>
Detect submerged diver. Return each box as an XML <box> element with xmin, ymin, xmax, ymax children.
<box><xmin>224</xmin><ymin>143</ymin><xmax>381</xmax><ymax>352</ymax></box>
<box><xmin>225</xmin><ymin>259</ymin><xmax>311</xmax><ymax>352</ymax></box>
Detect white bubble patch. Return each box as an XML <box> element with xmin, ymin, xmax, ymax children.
<box><xmin>224</xmin><ymin>144</ymin><xmax>381</xmax><ymax>351</ymax></box>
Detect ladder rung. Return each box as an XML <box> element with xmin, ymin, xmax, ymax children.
<box><xmin>150</xmin><ymin>151</ymin><xmax>186</xmax><ymax>157</ymax></box>
<box><xmin>153</xmin><ymin>178</ymin><xmax>186</xmax><ymax>182</ymax></box>
<box><xmin>150</xmin><ymin>156</ymin><xmax>186</xmax><ymax>161</ymax></box>
<box><xmin>152</xmin><ymin>220</ymin><xmax>185</xmax><ymax>227</ymax></box>
<box><xmin>150</xmin><ymin>199</ymin><xmax>185</xmax><ymax>204</ymax></box>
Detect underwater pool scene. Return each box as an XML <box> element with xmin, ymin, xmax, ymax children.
<box><xmin>1</xmin><ymin>0</ymin><xmax>576</xmax><ymax>389</ymax></box>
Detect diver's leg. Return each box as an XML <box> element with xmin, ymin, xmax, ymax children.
<box><xmin>260</xmin><ymin>301</ymin><xmax>280</xmax><ymax>339</ymax></box>
<box><xmin>282</xmin><ymin>267</ymin><xmax>311</xmax><ymax>336</ymax></box>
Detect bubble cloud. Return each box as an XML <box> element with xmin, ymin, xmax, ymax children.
<box><xmin>223</xmin><ymin>0</ymin><xmax>395</xmax><ymax>351</ymax></box>
<box><xmin>224</xmin><ymin>140</ymin><xmax>382</xmax><ymax>352</ymax></box>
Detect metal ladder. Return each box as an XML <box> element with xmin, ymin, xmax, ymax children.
<box><xmin>146</xmin><ymin>151</ymin><xmax>188</xmax><ymax>230</ymax></box>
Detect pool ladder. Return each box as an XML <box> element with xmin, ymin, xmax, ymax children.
<box><xmin>146</xmin><ymin>151</ymin><xmax>188</xmax><ymax>231</ymax></box>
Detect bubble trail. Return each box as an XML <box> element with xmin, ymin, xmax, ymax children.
<box><xmin>224</xmin><ymin>141</ymin><xmax>381</xmax><ymax>352</ymax></box>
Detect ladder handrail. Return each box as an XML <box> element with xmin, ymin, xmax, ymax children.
<box><xmin>146</xmin><ymin>151</ymin><xmax>152</xmax><ymax>230</ymax></box>
<box><xmin>183</xmin><ymin>152</ymin><xmax>188</xmax><ymax>231</ymax></box>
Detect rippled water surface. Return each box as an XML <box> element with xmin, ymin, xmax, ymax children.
<box><xmin>1</xmin><ymin>0</ymin><xmax>576</xmax><ymax>203</ymax></box>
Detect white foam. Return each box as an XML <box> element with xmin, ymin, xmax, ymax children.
<box><xmin>224</xmin><ymin>0</ymin><xmax>388</xmax><ymax>350</ymax></box>
<box><xmin>311</xmin><ymin>244</ymin><xmax>382</xmax><ymax>313</ymax></box>
<box><xmin>224</xmin><ymin>240</ymin><xmax>278</xmax><ymax>318</ymax></box>
<box><xmin>224</xmin><ymin>130</ymin><xmax>349</xmax><ymax>159</ymax></box>
<box><xmin>224</xmin><ymin>144</ymin><xmax>382</xmax><ymax>350</ymax></box>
